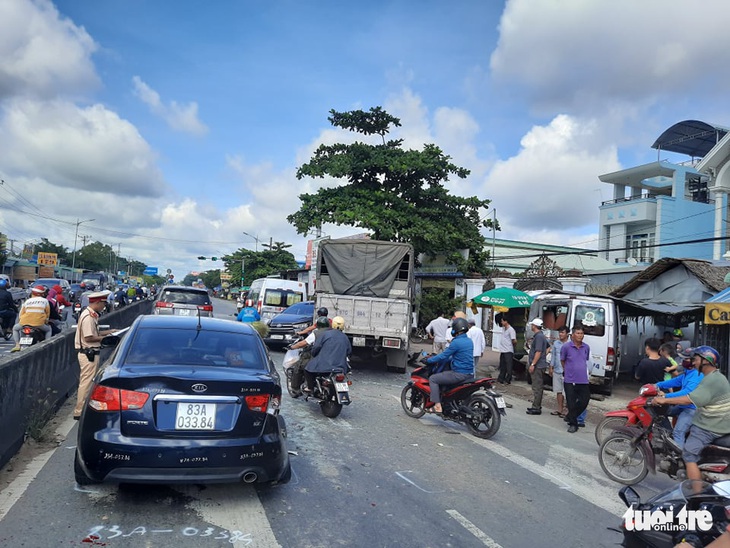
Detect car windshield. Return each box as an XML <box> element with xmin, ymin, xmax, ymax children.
<box><xmin>124</xmin><ymin>327</ymin><xmax>266</xmax><ymax>369</ymax></box>
<box><xmin>284</xmin><ymin>302</ymin><xmax>314</xmax><ymax>315</ymax></box>
<box><xmin>159</xmin><ymin>289</ymin><xmax>210</xmax><ymax>305</ymax></box>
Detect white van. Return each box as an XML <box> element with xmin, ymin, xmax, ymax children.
<box><xmin>527</xmin><ymin>292</ymin><xmax>622</xmax><ymax>395</ymax></box>
<box><xmin>247</xmin><ymin>278</ymin><xmax>308</xmax><ymax>323</ymax></box>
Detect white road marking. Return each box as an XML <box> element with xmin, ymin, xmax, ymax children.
<box><xmin>395</xmin><ymin>471</ymin><xmax>440</xmax><ymax>493</ymax></box>
<box><xmin>0</xmin><ymin>449</ymin><xmax>56</xmax><ymax>519</ymax></box>
<box><xmin>176</xmin><ymin>484</ymin><xmax>281</xmax><ymax>547</ymax></box>
<box><xmin>466</xmin><ymin>435</ymin><xmax>627</xmax><ymax>516</ymax></box>
<box><xmin>446</xmin><ymin>509</ymin><xmax>504</xmax><ymax>547</ymax></box>
<box><xmin>0</xmin><ymin>408</ymin><xmax>78</xmax><ymax>520</ymax></box>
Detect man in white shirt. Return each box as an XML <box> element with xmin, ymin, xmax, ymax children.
<box><xmin>496</xmin><ymin>314</ymin><xmax>517</xmax><ymax>384</ymax></box>
<box><xmin>467</xmin><ymin>318</ymin><xmax>486</xmax><ymax>369</ymax></box>
<box><xmin>425</xmin><ymin>312</ymin><xmax>450</xmax><ymax>353</ymax></box>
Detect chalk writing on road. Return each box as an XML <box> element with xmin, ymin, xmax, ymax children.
<box><xmin>84</xmin><ymin>526</ymin><xmax>253</xmax><ymax>544</ymax></box>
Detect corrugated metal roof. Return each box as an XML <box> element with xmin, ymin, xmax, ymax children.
<box><xmin>707</xmin><ymin>286</ymin><xmax>730</xmax><ymax>303</ymax></box>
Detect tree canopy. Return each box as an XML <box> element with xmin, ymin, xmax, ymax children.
<box><xmin>222</xmin><ymin>247</ymin><xmax>299</xmax><ymax>288</ymax></box>
<box><xmin>287</xmin><ymin>107</ymin><xmax>496</xmax><ymax>274</ymax></box>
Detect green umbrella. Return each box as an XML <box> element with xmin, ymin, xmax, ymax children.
<box><xmin>472</xmin><ymin>287</ymin><xmax>533</xmax><ymax>309</ymax></box>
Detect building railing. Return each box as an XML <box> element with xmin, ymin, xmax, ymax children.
<box><xmin>601</xmin><ymin>195</ymin><xmax>657</xmax><ymax>206</ymax></box>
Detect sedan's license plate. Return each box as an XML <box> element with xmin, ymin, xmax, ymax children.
<box><xmin>177</xmin><ymin>308</ymin><xmax>191</xmax><ymax>316</ymax></box>
<box><xmin>353</xmin><ymin>336</ymin><xmax>366</xmax><ymax>347</ymax></box>
<box><xmin>19</xmin><ymin>337</ymin><xmax>33</xmax><ymax>345</ymax></box>
<box><xmin>495</xmin><ymin>396</ymin><xmax>506</xmax><ymax>409</ymax></box>
<box><xmin>335</xmin><ymin>382</ymin><xmax>349</xmax><ymax>392</ymax></box>
<box><xmin>271</xmin><ymin>335</ymin><xmax>284</xmax><ymax>340</ymax></box>
<box><xmin>175</xmin><ymin>403</ymin><xmax>216</xmax><ymax>430</ymax></box>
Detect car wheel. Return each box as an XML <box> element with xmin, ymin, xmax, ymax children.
<box><xmin>74</xmin><ymin>453</ymin><xmax>100</xmax><ymax>486</ymax></box>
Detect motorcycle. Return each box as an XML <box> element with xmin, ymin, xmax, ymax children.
<box><xmin>72</xmin><ymin>301</ymin><xmax>83</xmax><ymax>321</ymax></box>
<box><xmin>18</xmin><ymin>325</ymin><xmax>46</xmax><ymax>349</ymax></box>
<box><xmin>400</xmin><ymin>352</ymin><xmax>507</xmax><ymax>439</ymax></box>
<box><xmin>282</xmin><ymin>343</ymin><xmax>352</xmax><ymax>418</ymax></box>
<box><xmin>598</xmin><ymin>388</ymin><xmax>730</xmax><ymax>485</ymax></box>
<box><xmin>595</xmin><ymin>384</ymin><xmax>662</xmax><ymax>445</ymax></box>
<box><xmin>616</xmin><ymin>479</ymin><xmax>730</xmax><ymax>548</ymax></box>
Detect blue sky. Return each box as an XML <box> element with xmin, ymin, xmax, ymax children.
<box><xmin>2</xmin><ymin>0</ymin><xmax>730</xmax><ymax>278</ymax></box>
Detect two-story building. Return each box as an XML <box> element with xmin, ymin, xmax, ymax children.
<box><xmin>598</xmin><ymin>120</ymin><xmax>728</xmax><ymax>266</ymax></box>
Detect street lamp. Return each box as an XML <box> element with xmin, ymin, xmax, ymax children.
<box><xmin>71</xmin><ymin>218</ymin><xmax>95</xmax><ymax>278</ymax></box>
<box><xmin>242</xmin><ymin>231</ymin><xmax>260</xmax><ymax>252</ymax></box>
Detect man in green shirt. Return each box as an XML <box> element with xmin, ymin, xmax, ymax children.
<box><xmin>653</xmin><ymin>345</ymin><xmax>730</xmax><ymax>482</ymax></box>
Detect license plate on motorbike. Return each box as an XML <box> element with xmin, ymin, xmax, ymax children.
<box><xmin>335</xmin><ymin>382</ymin><xmax>349</xmax><ymax>392</ymax></box>
<box><xmin>19</xmin><ymin>337</ymin><xmax>33</xmax><ymax>345</ymax></box>
<box><xmin>495</xmin><ymin>396</ymin><xmax>506</xmax><ymax>409</ymax></box>
<box><xmin>271</xmin><ymin>335</ymin><xmax>284</xmax><ymax>340</ymax></box>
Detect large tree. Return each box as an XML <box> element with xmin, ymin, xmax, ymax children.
<box><xmin>222</xmin><ymin>248</ymin><xmax>299</xmax><ymax>288</ymax></box>
<box><xmin>287</xmin><ymin>107</ymin><xmax>496</xmax><ymax>274</ymax></box>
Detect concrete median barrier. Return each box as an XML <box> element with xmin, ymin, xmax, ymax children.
<box><xmin>0</xmin><ymin>300</ymin><xmax>153</xmax><ymax>469</ymax></box>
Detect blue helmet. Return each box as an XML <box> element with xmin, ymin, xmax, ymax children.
<box><xmin>691</xmin><ymin>345</ymin><xmax>720</xmax><ymax>367</ymax></box>
<box><xmin>0</xmin><ymin>279</ymin><xmax>7</xmax><ymax>289</ymax></box>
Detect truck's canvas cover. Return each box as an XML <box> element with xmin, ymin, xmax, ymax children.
<box><xmin>318</xmin><ymin>240</ymin><xmax>411</xmax><ymax>298</ymax></box>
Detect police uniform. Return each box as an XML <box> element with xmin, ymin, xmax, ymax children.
<box><xmin>73</xmin><ymin>290</ymin><xmax>111</xmax><ymax>418</ymax></box>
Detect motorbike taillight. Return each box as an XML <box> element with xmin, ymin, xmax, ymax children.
<box><xmin>335</xmin><ymin>374</ymin><xmax>345</xmax><ymax>382</ymax></box>
<box><xmin>22</xmin><ymin>327</ymin><xmax>32</xmax><ymax>334</ymax></box>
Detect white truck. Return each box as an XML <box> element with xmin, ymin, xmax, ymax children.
<box><xmin>314</xmin><ymin>239</ymin><xmax>414</xmax><ymax>373</ymax></box>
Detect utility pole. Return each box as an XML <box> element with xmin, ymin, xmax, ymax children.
<box><xmin>71</xmin><ymin>218</ymin><xmax>95</xmax><ymax>277</ymax></box>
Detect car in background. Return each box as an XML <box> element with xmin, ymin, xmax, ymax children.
<box><xmin>264</xmin><ymin>301</ymin><xmax>315</xmax><ymax>347</ymax></box>
<box><xmin>32</xmin><ymin>278</ymin><xmax>71</xmax><ymax>300</ymax></box>
<box><xmin>0</xmin><ymin>274</ymin><xmax>26</xmax><ymax>304</ymax></box>
<box><xmin>153</xmin><ymin>285</ymin><xmax>213</xmax><ymax>317</ymax></box>
<box><xmin>74</xmin><ymin>315</ymin><xmax>290</xmax><ymax>486</ymax></box>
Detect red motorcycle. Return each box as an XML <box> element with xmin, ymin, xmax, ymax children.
<box><xmin>594</xmin><ymin>384</ymin><xmax>661</xmax><ymax>445</ymax></box>
<box><xmin>400</xmin><ymin>353</ymin><xmax>507</xmax><ymax>439</ymax></box>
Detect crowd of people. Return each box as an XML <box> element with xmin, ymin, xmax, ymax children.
<box><xmin>419</xmin><ymin>310</ymin><xmax>730</xmax><ymax>452</ymax></box>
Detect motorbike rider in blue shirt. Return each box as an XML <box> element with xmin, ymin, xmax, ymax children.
<box><xmin>236</xmin><ymin>305</ymin><xmax>261</xmax><ymax>323</ymax></box>
<box><xmin>654</xmin><ymin>347</ymin><xmax>703</xmax><ymax>449</ymax></box>
<box><xmin>425</xmin><ymin>317</ymin><xmax>474</xmax><ymax>414</ymax></box>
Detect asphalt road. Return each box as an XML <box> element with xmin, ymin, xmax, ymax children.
<box><xmin>0</xmin><ymin>298</ymin><xmax>678</xmax><ymax>547</ymax></box>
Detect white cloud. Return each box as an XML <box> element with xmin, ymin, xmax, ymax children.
<box><xmin>481</xmin><ymin>114</ymin><xmax>620</xmax><ymax>245</ymax></box>
<box><xmin>0</xmin><ymin>98</ymin><xmax>166</xmax><ymax>197</ymax></box>
<box><xmin>490</xmin><ymin>0</ymin><xmax>730</xmax><ymax>113</ymax></box>
<box><xmin>132</xmin><ymin>76</ymin><xmax>208</xmax><ymax>136</ymax></box>
<box><xmin>0</xmin><ymin>0</ymin><xmax>99</xmax><ymax>100</ymax></box>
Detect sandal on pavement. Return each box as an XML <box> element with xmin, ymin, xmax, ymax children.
<box><xmin>550</xmin><ymin>411</ymin><xmax>562</xmax><ymax>416</ymax></box>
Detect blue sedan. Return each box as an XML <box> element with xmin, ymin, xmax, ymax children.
<box><xmin>74</xmin><ymin>315</ymin><xmax>290</xmax><ymax>486</ymax></box>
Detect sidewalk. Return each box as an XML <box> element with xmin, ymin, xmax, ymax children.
<box><xmin>410</xmin><ymin>342</ymin><xmax>641</xmax><ymax>425</ymax></box>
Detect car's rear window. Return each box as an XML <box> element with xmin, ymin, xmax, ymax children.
<box><xmin>263</xmin><ymin>289</ymin><xmax>303</xmax><ymax>307</ymax></box>
<box><xmin>124</xmin><ymin>328</ymin><xmax>266</xmax><ymax>369</ymax></box>
<box><xmin>159</xmin><ymin>289</ymin><xmax>211</xmax><ymax>306</ymax></box>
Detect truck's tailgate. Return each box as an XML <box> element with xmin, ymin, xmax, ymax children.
<box><xmin>317</xmin><ymin>295</ymin><xmax>410</xmax><ymax>336</ymax></box>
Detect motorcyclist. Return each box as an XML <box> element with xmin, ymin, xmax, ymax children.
<box><xmin>653</xmin><ymin>345</ymin><xmax>730</xmax><ymax>482</ymax></box>
<box><xmin>11</xmin><ymin>285</ymin><xmax>52</xmax><ymax>352</ymax></box>
<box><xmin>236</xmin><ymin>304</ymin><xmax>261</xmax><ymax>323</ymax></box>
<box><xmin>425</xmin><ymin>317</ymin><xmax>474</xmax><ymax>414</ymax></box>
<box><xmin>654</xmin><ymin>346</ymin><xmax>704</xmax><ymax>449</ymax></box>
<box><xmin>304</xmin><ymin>315</ymin><xmax>351</xmax><ymax>393</ymax></box>
<box><xmin>0</xmin><ymin>279</ymin><xmax>18</xmax><ymax>339</ymax></box>
<box><xmin>297</xmin><ymin>307</ymin><xmax>330</xmax><ymax>336</ymax></box>
<box><xmin>114</xmin><ymin>286</ymin><xmax>128</xmax><ymax>308</ymax></box>
<box><xmin>43</xmin><ymin>285</ymin><xmax>65</xmax><ymax>335</ymax></box>
<box><xmin>48</xmin><ymin>284</ymin><xmax>71</xmax><ymax>326</ymax></box>
<box><xmin>79</xmin><ymin>282</ymin><xmax>96</xmax><ymax>309</ymax></box>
